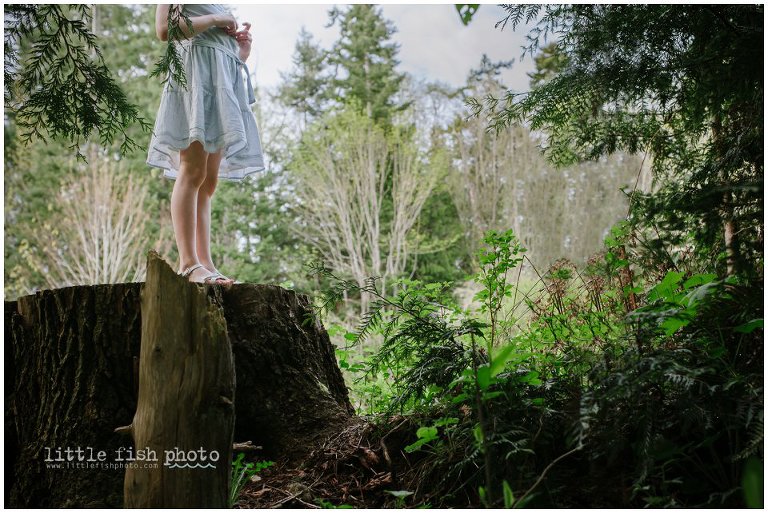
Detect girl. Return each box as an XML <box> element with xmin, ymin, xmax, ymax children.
<box><xmin>147</xmin><ymin>4</ymin><xmax>265</xmax><ymax>284</ymax></box>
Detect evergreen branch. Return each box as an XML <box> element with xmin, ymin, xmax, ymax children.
<box><xmin>149</xmin><ymin>5</ymin><xmax>193</xmax><ymax>88</ymax></box>
<box><xmin>4</xmin><ymin>4</ymin><xmax>149</xmax><ymax>157</ymax></box>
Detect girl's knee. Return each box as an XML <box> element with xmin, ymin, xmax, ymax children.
<box><xmin>177</xmin><ymin>163</ymin><xmax>208</xmax><ymax>187</ymax></box>
<box><xmin>179</xmin><ymin>142</ymin><xmax>209</xmax><ymax>186</ymax></box>
<box><xmin>200</xmin><ymin>175</ymin><xmax>219</xmax><ymax>197</ymax></box>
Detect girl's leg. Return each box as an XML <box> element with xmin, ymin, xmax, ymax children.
<box><xmin>172</xmin><ymin>141</ymin><xmax>210</xmax><ymax>281</ymax></box>
<box><xmin>196</xmin><ymin>149</ymin><xmax>229</xmax><ymax>278</ymax></box>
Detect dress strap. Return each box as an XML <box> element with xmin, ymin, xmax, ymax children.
<box><xmin>187</xmin><ymin>39</ymin><xmax>257</xmax><ymax>105</ymax></box>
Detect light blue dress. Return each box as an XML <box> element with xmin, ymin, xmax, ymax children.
<box><xmin>146</xmin><ymin>4</ymin><xmax>265</xmax><ymax>181</ymax></box>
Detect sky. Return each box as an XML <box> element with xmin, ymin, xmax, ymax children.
<box><xmin>227</xmin><ymin>3</ymin><xmax>537</xmax><ymax>93</ymax></box>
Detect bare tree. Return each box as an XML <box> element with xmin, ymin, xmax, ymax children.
<box><xmin>448</xmin><ymin>117</ymin><xmax>529</xmax><ymax>257</ymax></box>
<box><xmin>448</xmin><ymin>94</ymin><xmax>642</xmax><ymax>268</ymax></box>
<box><xmin>291</xmin><ymin>109</ymin><xmax>440</xmax><ymax>309</ymax></box>
<box><xmin>27</xmin><ymin>146</ymin><xmax>155</xmax><ymax>288</ymax></box>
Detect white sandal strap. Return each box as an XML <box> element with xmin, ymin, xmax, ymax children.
<box><xmin>180</xmin><ymin>263</ymin><xmax>204</xmax><ymax>278</ymax></box>
<box><xmin>203</xmin><ymin>273</ymin><xmax>229</xmax><ymax>284</ymax></box>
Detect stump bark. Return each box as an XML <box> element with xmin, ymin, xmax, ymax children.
<box><xmin>5</xmin><ymin>284</ymin><xmax>142</xmax><ymax>508</ymax></box>
<box><xmin>224</xmin><ymin>283</ymin><xmax>355</xmax><ymax>459</ymax></box>
<box><xmin>4</xmin><ymin>252</ymin><xmax>354</xmax><ymax>507</ymax></box>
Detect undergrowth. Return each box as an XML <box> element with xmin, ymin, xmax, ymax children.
<box><xmin>311</xmin><ymin>225</ymin><xmax>763</xmax><ymax>508</ymax></box>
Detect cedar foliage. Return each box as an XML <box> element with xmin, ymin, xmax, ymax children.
<box><xmin>4</xmin><ymin>4</ymin><xmax>150</xmax><ymax>158</ymax></box>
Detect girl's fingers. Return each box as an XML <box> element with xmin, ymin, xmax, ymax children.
<box><xmin>230</xmin><ymin>22</ymin><xmax>252</xmax><ymax>42</ymax></box>
<box><xmin>234</xmin><ymin>29</ymin><xmax>252</xmax><ymax>40</ymax></box>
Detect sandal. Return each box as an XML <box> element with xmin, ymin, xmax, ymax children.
<box><xmin>203</xmin><ymin>272</ymin><xmax>234</xmax><ymax>286</ymax></box>
<box><xmin>180</xmin><ymin>264</ymin><xmax>233</xmax><ymax>286</ymax></box>
<box><xmin>208</xmin><ymin>271</ymin><xmax>241</xmax><ymax>285</ymax></box>
<box><xmin>180</xmin><ymin>263</ymin><xmax>204</xmax><ymax>279</ymax></box>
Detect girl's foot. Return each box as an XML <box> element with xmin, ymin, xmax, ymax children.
<box><xmin>202</xmin><ymin>265</ymin><xmax>238</xmax><ymax>285</ymax></box>
<box><xmin>179</xmin><ymin>264</ymin><xmax>233</xmax><ymax>285</ymax></box>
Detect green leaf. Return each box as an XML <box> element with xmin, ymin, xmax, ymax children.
<box><xmin>343</xmin><ymin>332</ymin><xmax>358</xmax><ymax>341</ymax></box>
<box><xmin>490</xmin><ymin>344</ymin><xmax>516</xmax><ymax>377</ymax></box>
<box><xmin>476</xmin><ymin>365</ymin><xmax>492</xmax><ymax>390</ymax></box>
<box><xmin>647</xmin><ymin>271</ymin><xmax>684</xmax><ymax>302</ymax></box>
<box><xmin>403</xmin><ymin>439</ymin><xmax>428</xmax><ymax>453</ymax></box>
<box><xmin>416</xmin><ymin>426</ymin><xmax>438</xmax><ymax>440</ymax></box>
<box><xmin>661</xmin><ymin>316</ymin><xmax>690</xmax><ymax>336</ymax></box>
<box><xmin>478</xmin><ymin>485</ymin><xmax>488</xmax><ymax>506</ymax></box>
<box><xmin>519</xmin><ymin>370</ymin><xmax>541</xmax><ymax>386</ymax></box>
<box><xmin>433</xmin><ymin>417</ymin><xmax>459</xmax><ymax>427</ymax></box>
<box><xmin>451</xmin><ymin>392</ymin><xmax>470</xmax><ymax>403</ymax></box>
<box><xmin>473</xmin><ymin>423</ymin><xmax>484</xmax><ymax>444</ymax></box>
<box><xmin>742</xmin><ymin>456</ymin><xmax>764</xmax><ymax>508</ymax></box>
<box><xmin>473</xmin><ymin>289</ymin><xmax>490</xmax><ymax>302</ymax></box>
<box><xmin>683</xmin><ymin>280</ymin><xmax>721</xmax><ymax>306</ymax></box>
<box><xmin>735</xmin><ymin>319</ymin><xmax>763</xmax><ymax>334</ymax></box>
<box><xmin>683</xmin><ymin>273</ymin><xmax>717</xmax><ymax>289</ymax></box>
<box><xmin>502</xmin><ymin>479</ymin><xmax>515</xmax><ymax>508</ymax></box>
<box><xmin>416</xmin><ymin>426</ymin><xmax>438</xmax><ymax>445</ymax></box>
<box><xmin>404</xmin><ymin>426</ymin><xmax>439</xmax><ymax>453</ymax></box>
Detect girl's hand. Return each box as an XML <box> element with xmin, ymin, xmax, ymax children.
<box><xmin>232</xmin><ymin>22</ymin><xmax>252</xmax><ymax>61</ymax></box>
<box><xmin>212</xmin><ymin>13</ymin><xmax>237</xmax><ymax>32</ymax></box>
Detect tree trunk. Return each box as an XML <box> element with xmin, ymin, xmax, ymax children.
<box><xmin>723</xmin><ymin>190</ymin><xmax>739</xmax><ymax>276</ymax></box>
<box><xmin>5</xmin><ymin>251</ymin><xmax>353</xmax><ymax>507</ymax></box>
<box><xmin>122</xmin><ymin>252</ymin><xmax>235</xmax><ymax>508</ymax></box>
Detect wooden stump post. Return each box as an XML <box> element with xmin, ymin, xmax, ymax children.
<box><xmin>122</xmin><ymin>252</ymin><xmax>235</xmax><ymax>508</ymax></box>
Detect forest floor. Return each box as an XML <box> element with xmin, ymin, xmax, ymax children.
<box><xmin>235</xmin><ymin>414</ymin><xmax>464</xmax><ymax>509</ymax></box>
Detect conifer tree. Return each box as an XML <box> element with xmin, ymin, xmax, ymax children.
<box><xmin>328</xmin><ymin>4</ymin><xmax>407</xmax><ymax>127</ymax></box>
<box><xmin>276</xmin><ymin>27</ymin><xmax>330</xmax><ymax>126</ymax></box>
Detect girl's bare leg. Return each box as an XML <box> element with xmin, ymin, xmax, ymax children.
<box><xmin>196</xmin><ymin>150</ymin><xmax>224</xmax><ymax>276</ymax></box>
<box><xmin>172</xmin><ymin>141</ymin><xmax>211</xmax><ymax>282</ymax></box>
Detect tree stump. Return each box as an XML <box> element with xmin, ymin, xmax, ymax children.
<box><xmin>5</xmin><ymin>284</ymin><xmax>142</xmax><ymax>508</ymax></box>
<box><xmin>223</xmin><ymin>282</ymin><xmax>355</xmax><ymax>460</ymax></box>
<box><xmin>122</xmin><ymin>252</ymin><xmax>235</xmax><ymax>508</ymax></box>
<box><xmin>4</xmin><ymin>251</ymin><xmax>354</xmax><ymax>507</ymax></box>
